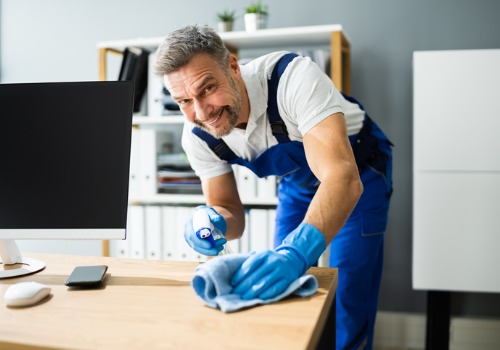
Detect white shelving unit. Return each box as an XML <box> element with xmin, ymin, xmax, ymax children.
<box><xmin>98</xmin><ymin>24</ymin><xmax>350</xmax><ymax>257</ymax></box>
<box><xmin>99</xmin><ymin>24</ymin><xmax>350</xmax><ymax>203</ymax></box>
<box><xmin>98</xmin><ymin>24</ymin><xmax>351</xmax><ymax>95</ymax></box>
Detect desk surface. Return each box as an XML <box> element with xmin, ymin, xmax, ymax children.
<box><xmin>1</xmin><ymin>253</ymin><xmax>337</xmax><ymax>350</ymax></box>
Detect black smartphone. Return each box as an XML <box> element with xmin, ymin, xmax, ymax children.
<box><xmin>65</xmin><ymin>265</ymin><xmax>108</xmax><ymax>287</ymax></box>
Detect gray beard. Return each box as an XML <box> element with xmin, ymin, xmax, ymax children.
<box><xmin>199</xmin><ymin>73</ymin><xmax>242</xmax><ymax>139</ymax></box>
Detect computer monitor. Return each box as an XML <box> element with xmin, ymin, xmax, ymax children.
<box><xmin>0</xmin><ymin>81</ymin><xmax>134</xmax><ymax>279</ymax></box>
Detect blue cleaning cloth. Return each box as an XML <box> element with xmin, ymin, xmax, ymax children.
<box><xmin>192</xmin><ymin>253</ymin><xmax>319</xmax><ymax>313</ymax></box>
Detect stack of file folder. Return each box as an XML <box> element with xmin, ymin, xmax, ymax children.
<box><xmin>157</xmin><ymin>153</ymin><xmax>202</xmax><ymax>194</ymax></box>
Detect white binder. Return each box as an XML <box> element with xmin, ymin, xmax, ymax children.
<box><xmin>161</xmin><ymin>206</ymin><xmax>177</xmax><ymax>260</ymax></box>
<box><xmin>128</xmin><ymin>205</ymin><xmax>145</xmax><ymax>259</ymax></box>
<box><xmin>128</xmin><ymin>128</ymin><xmax>141</xmax><ymax>200</ymax></box>
<box><xmin>175</xmin><ymin>207</ymin><xmax>200</xmax><ymax>261</ymax></box>
<box><xmin>147</xmin><ymin>52</ymin><xmax>165</xmax><ymax>117</ymax></box>
<box><xmin>144</xmin><ymin>206</ymin><xmax>162</xmax><ymax>260</ymax></box>
<box><xmin>237</xmin><ymin>210</ymin><xmax>250</xmax><ymax>254</ymax></box>
<box><xmin>256</xmin><ymin>176</ymin><xmax>277</xmax><ymax>200</ymax></box>
<box><xmin>249</xmin><ymin>209</ymin><xmax>269</xmax><ymax>252</ymax></box>
<box><xmin>236</xmin><ymin>166</ymin><xmax>257</xmax><ymax>201</ymax></box>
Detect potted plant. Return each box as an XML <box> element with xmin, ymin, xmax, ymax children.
<box><xmin>216</xmin><ymin>9</ymin><xmax>236</xmax><ymax>32</ymax></box>
<box><xmin>244</xmin><ymin>0</ymin><xmax>268</xmax><ymax>32</ymax></box>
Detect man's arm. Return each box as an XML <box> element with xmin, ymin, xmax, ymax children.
<box><xmin>202</xmin><ymin>171</ymin><xmax>246</xmax><ymax>240</ymax></box>
<box><xmin>302</xmin><ymin>112</ymin><xmax>363</xmax><ymax>245</ymax></box>
<box><xmin>229</xmin><ymin>112</ymin><xmax>361</xmax><ymax>300</ymax></box>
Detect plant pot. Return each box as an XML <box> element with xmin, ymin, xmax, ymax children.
<box><xmin>218</xmin><ymin>21</ymin><xmax>234</xmax><ymax>32</ymax></box>
<box><xmin>244</xmin><ymin>13</ymin><xmax>267</xmax><ymax>32</ymax></box>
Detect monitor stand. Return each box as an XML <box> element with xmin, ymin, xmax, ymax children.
<box><xmin>0</xmin><ymin>240</ymin><xmax>45</xmax><ymax>279</ymax></box>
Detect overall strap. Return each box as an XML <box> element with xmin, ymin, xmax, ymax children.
<box><xmin>191</xmin><ymin>127</ymin><xmax>238</xmax><ymax>162</ymax></box>
<box><xmin>267</xmin><ymin>52</ymin><xmax>298</xmax><ymax>143</ymax></box>
<box><xmin>191</xmin><ymin>52</ymin><xmax>298</xmax><ymax>160</ymax></box>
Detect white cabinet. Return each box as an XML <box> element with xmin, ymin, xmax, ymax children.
<box><xmin>413</xmin><ymin>49</ymin><xmax>500</xmax><ymax>292</ymax></box>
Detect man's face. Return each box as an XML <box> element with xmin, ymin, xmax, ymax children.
<box><xmin>164</xmin><ymin>53</ymin><xmax>242</xmax><ymax>138</ymax></box>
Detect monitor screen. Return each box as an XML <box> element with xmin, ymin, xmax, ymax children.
<box><xmin>0</xmin><ymin>81</ymin><xmax>134</xmax><ymax>278</ymax></box>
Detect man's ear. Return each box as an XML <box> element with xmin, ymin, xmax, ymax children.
<box><xmin>228</xmin><ymin>54</ymin><xmax>240</xmax><ymax>77</ymax></box>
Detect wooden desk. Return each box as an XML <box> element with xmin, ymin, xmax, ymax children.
<box><xmin>0</xmin><ymin>253</ymin><xmax>337</xmax><ymax>350</ymax></box>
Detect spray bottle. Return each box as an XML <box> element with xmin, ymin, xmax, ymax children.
<box><xmin>193</xmin><ymin>209</ymin><xmax>232</xmax><ymax>256</ymax></box>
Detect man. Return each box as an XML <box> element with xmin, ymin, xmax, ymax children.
<box><xmin>154</xmin><ymin>24</ymin><xmax>392</xmax><ymax>349</ymax></box>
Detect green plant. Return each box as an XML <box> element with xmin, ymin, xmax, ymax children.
<box><xmin>216</xmin><ymin>9</ymin><xmax>236</xmax><ymax>22</ymax></box>
<box><xmin>245</xmin><ymin>0</ymin><xmax>268</xmax><ymax>15</ymax></box>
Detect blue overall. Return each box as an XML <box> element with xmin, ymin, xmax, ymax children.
<box><xmin>193</xmin><ymin>53</ymin><xmax>393</xmax><ymax>350</ymax></box>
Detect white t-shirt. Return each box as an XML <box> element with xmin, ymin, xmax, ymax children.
<box><xmin>181</xmin><ymin>51</ymin><xmax>365</xmax><ymax>180</ymax></box>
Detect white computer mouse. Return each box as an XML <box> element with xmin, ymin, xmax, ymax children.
<box><xmin>3</xmin><ymin>281</ymin><xmax>51</xmax><ymax>307</ymax></box>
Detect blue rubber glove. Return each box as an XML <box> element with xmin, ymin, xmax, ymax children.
<box><xmin>231</xmin><ymin>223</ymin><xmax>326</xmax><ymax>300</ymax></box>
<box><xmin>184</xmin><ymin>206</ymin><xmax>227</xmax><ymax>256</ymax></box>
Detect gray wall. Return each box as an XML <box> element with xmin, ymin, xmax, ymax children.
<box><xmin>2</xmin><ymin>0</ymin><xmax>500</xmax><ymax>316</ymax></box>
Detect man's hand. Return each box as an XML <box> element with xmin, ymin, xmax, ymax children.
<box><xmin>184</xmin><ymin>206</ymin><xmax>227</xmax><ymax>256</ymax></box>
<box><xmin>231</xmin><ymin>223</ymin><xmax>327</xmax><ymax>300</ymax></box>
<box><xmin>231</xmin><ymin>248</ymin><xmax>305</xmax><ymax>300</ymax></box>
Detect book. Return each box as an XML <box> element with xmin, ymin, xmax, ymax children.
<box><xmin>156</xmin><ymin>152</ymin><xmax>201</xmax><ymax>194</ymax></box>
<box><xmin>118</xmin><ymin>47</ymin><xmax>149</xmax><ymax>113</ymax></box>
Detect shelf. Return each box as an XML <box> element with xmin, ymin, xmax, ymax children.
<box><xmin>130</xmin><ymin>194</ymin><xmax>278</xmax><ymax>206</ymax></box>
<box><xmin>97</xmin><ymin>24</ymin><xmax>344</xmax><ymax>51</ymax></box>
<box><xmin>132</xmin><ymin>115</ymin><xmax>184</xmax><ymax>125</ymax></box>
<box><xmin>221</xmin><ymin>24</ymin><xmax>344</xmax><ymax>49</ymax></box>
<box><xmin>129</xmin><ymin>194</ymin><xmax>205</xmax><ymax>205</ymax></box>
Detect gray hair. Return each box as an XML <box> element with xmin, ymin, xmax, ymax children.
<box><xmin>153</xmin><ymin>24</ymin><xmax>230</xmax><ymax>77</ymax></box>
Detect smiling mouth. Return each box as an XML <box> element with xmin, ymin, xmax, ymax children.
<box><xmin>206</xmin><ymin>108</ymin><xmax>224</xmax><ymax>126</ymax></box>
